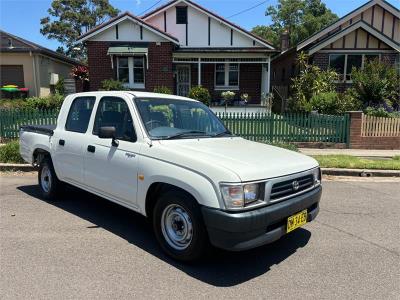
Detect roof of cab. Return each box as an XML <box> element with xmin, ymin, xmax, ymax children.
<box><xmin>70</xmin><ymin>91</ymin><xmax>197</xmax><ymax>102</ymax></box>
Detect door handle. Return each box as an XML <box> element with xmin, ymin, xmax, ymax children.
<box><xmin>59</xmin><ymin>139</ymin><xmax>65</xmax><ymax>146</ymax></box>
<box><xmin>87</xmin><ymin>145</ymin><xmax>96</xmax><ymax>153</ymax></box>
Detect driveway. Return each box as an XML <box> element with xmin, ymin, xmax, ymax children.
<box><xmin>1</xmin><ymin>174</ymin><xmax>399</xmax><ymax>299</ymax></box>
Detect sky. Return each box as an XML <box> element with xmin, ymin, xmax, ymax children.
<box><xmin>0</xmin><ymin>0</ymin><xmax>399</xmax><ymax>51</ymax></box>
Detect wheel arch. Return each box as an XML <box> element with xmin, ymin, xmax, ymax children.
<box><xmin>145</xmin><ymin>182</ymin><xmax>199</xmax><ymax>219</ymax></box>
<box><xmin>32</xmin><ymin>147</ymin><xmax>52</xmax><ymax>165</ymax></box>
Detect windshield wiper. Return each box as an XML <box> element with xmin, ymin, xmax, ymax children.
<box><xmin>213</xmin><ymin>130</ymin><xmax>233</xmax><ymax>137</ymax></box>
<box><xmin>163</xmin><ymin>130</ymin><xmax>209</xmax><ymax>140</ymax></box>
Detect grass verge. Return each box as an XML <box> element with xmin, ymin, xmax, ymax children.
<box><xmin>0</xmin><ymin>141</ymin><xmax>24</xmax><ymax>163</ymax></box>
<box><xmin>313</xmin><ymin>155</ymin><xmax>400</xmax><ymax>170</ymax></box>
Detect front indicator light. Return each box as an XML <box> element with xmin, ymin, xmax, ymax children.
<box><xmin>220</xmin><ymin>185</ymin><xmax>244</xmax><ymax>209</ymax></box>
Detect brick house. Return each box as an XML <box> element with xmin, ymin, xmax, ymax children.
<box><xmin>271</xmin><ymin>0</ymin><xmax>400</xmax><ymax>110</ymax></box>
<box><xmin>77</xmin><ymin>0</ymin><xmax>278</xmax><ymax>104</ymax></box>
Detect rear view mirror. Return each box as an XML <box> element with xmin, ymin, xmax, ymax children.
<box><xmin>98</xmin><ymin>126</ymin><xmax>119</xmax><ymax>147</ymax></box>
<box><xmin>98</xmin><ymin>126</ymin><xmax>116</xmax><ymax>139</ymax></box>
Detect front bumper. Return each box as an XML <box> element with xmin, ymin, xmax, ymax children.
<box><xmin>201</xmin><ymin>185</ymin><xmax>322</xmax><ymax>251</ymax></box>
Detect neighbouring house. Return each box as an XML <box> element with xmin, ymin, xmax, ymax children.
<box><xmin>0</xmin><ymin>30</ymin><xmax>80</xmax><ymax>97</ymax></box>
<box><xmin>76</xmin><ymin>0</ymin><xmax>278</xmax><ymax>104</ymax></box>
<box><xmin>271</xmin><ymin>0</ymin><xmax>400</xmax><ymax>111</ymax></box>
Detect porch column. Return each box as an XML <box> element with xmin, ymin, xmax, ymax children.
<box><xmin>198</xmin><ymin>58</ymin><xmax>201</xmax><ymax>86</ymax></box>
<box><xmin>267</xmin><ymin>56</ymin><xmax>271</xmax><ymax>94</ymax></box>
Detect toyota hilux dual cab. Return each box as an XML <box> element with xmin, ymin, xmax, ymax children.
<box><xmin>20</xmin><ymin>91</ymin><xmax>322</xmax><ymax>261</ymax></box>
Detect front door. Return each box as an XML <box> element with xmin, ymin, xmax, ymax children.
<box><xmin>176</xmin><ymin>65</ymin><xmax>191</xmax><ymax>97</ymax></box>
<box><xmin>84</xmin><ymin>96</ymin><xmax>140</xmax><ymax>207</ymax></box>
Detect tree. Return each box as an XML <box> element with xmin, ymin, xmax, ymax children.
<box><xmin>252</xmin><ymin>0</ymin><xmax>338</xmax><ymax>48</ymax></box>
<box><xmin>40</xmin><ymin>0</ymin><xmax>119</xmax><ymax>60</ymax></box>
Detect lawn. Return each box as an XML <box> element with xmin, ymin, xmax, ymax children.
<box><xmin>313</xmin><ymin>155</ymin><xmax>400</xmax><ymax>170</ymax></box>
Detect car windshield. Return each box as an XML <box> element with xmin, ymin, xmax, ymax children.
<box><xmin>134</xmin><ymin>98</ymin><xmax>231</xmax><ymax>139</ymax></box>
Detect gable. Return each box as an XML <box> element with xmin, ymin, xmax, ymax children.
<box><xmin>323</xmin><ymin>28</ymin><xmax>392</xmax><ymax>50</ymax></box>
<box><xmin>308</xmin><ymin>21</ymin><xmax>399</xmax><ymax>55</ymax></box>
<box><xmin>77</xmin><ymin>13</ymin><xmax>179</xmax><ymax>44</ymax></box>
<box><xmin>298</xmin><ymin>0</ymin><xmax>400</xmax><ymax>51</ymax></box>
<box><xmin>143</xmin><ymin>0</ymin><xmax>274</xmax><ymax>49</ymax></box>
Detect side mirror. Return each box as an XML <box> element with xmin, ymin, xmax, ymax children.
<box><xmin>98</xmin><ymin>126</ymin><xmax>119</xmax><ymax>147</ymax></box>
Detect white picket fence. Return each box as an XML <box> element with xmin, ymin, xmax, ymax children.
<box><xmin>361</xmin><ymin>115</ymin><xmax>400</xmax><ymax>137</ymax></box>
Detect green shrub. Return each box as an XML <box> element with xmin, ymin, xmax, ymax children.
<box><xmin>0</xmin><ymin>94</ymin><xmax>64</xmax><ymax>110</ymax></box>
<box><xmin>153</xmin><ymin>86</ymin><xmax>172</xmax><ymax>94</ymax></box>
<box><xmin>364</xmin><ymin>107</ymin><xmax>400</xmax><ymax>118</ymax></box>
<box><xmin>55</xmin><ymin>77</ymin><xmax>65</xmax><ymax>95</ymax></box>
<box><xmin>25</xmin><ymin>94</ymin><xmax>64</xmax><ymax>110</ymax></box>
<box><xmin>289</xmin><ymin>52</ymin><xmax>339</xmax><ymax>112</ymax></box>
<box><xmin>100</xmin><ymin>79</ymin><xmax>127</xmax><ymax>91</ymax></box>
<box><xmin>0</xmin><ymin>98</ymin><xmax>28</xmax><ymax>109</ymax></box>
<box><xmin>188</xmin><ymin>86</ymin><xmax>211</xmax><ymax>106</ymax></box>
<box><xmin>310</xmin><ymin>91</ymin><xmax>361</xmax><ymax>114</ymax></box>
<box><xmin>0</xmin><ymin>141</ymin><xmax>24</xmax><ymax>163</ymax></box>
<box><xmin>350</xmin><ymin>59</ymin><xmax>400</xmax><ymax>110</ymax></box>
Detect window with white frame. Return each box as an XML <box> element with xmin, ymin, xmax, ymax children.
<box><xmin>215</xmin><ymin>63</ymin><xmax>239</xmax><ymax>89</ymax></box>
<box><xmin>117</xmin><ymin>56</ymin><xmax>145</xmax><ymax>88</ymax></box>
<box><xmin>328</xmin><ymin>54</ymin><xmax>380</xmax><ymax>82</ymax></box>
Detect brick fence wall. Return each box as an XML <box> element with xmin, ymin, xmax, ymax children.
<box><xmin>348</xmin><ymin>111</ymin><xmax>400</xmax><ymax>149</ymax></box>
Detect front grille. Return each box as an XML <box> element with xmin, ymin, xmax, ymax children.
<box><xmin>270</xmin><ymin>174</ymin><xmax>314</xmax><ymax>201</ymax></box>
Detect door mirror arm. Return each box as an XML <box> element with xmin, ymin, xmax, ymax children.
<box><xmin>111</xmin><ymin>138</ymin><xmax>119</xmax><ymax>147</ymax></box>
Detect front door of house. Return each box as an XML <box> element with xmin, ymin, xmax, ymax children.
<box><xmin>176</xmin><ymin>65</ymin><xmax>190</xmax><ymax>97</ymax></box>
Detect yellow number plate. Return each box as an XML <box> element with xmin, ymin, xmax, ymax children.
<box><xmin>287</xmin><ymin>210</ymin><xmax>308</xmax><ymax>233</ymax></box>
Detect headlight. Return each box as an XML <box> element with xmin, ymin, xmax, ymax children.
<box><xmin>220</xmin><ymin>183</ymin><xmax>264</xmax><ymax>210</ymax></box>
<box><xmin>243</xmin><ymin>183</ymin><xmax>260</xmax><ymax>205</ymax></box>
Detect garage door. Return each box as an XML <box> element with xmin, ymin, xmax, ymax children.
<box><xmin>0</xmin><ymin>65</ymin><xmax>24</xmax><ymax>87</ymax></box>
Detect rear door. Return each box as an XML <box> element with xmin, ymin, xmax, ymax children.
<box><xmin>83</xmin><ymin>96</ymin><xmax>141</xmax><ymax>207</ymax></box>
<box><xmin>52</xmin><ymin>96</ymin><xmax>96</xmax><ymax>185</ymax></box>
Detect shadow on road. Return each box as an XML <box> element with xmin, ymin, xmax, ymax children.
<box><xmin>18</xmin><ymin>184</ymin><xmax>311</xmax><ymax>287</ymax></box>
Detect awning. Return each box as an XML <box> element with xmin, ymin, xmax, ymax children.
<box><xmin>107</xmin><ymin>47</ymin><xmax>149</xmax><ymax>68</ymax></box>
<box><xmin>107</xmin><ymin>46</ymin><xmax>148</xmax><ymax>55</ymax></box>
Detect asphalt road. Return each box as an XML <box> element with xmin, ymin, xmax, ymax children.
<box><xmin>1</xmin><ymin>174</ymin><xmax>399</xmax><ymax>299</ymax></box>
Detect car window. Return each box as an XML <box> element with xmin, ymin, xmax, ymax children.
<box><xmin>135</xmin><ymin>98</ymin><xmax>227</xmax><ymax>139</ymax></box>
<box><xmin>65</xmin><ymin>96</ymin><xmax>96</xmax><ymax>133</ymax></box>
<box><xmin>93</xmin><ymin>96</ymin><xmax>137</xmax><ymax>142</ymax></box>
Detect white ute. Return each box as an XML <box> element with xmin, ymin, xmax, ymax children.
<box><xmin>20</xmin><ymin>91</ymin><xmax>322</xmax><ymax>261</ymax></box>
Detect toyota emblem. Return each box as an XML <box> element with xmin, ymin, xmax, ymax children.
<box><xmin>292</xmin><ymin>180</ymin><xmax>300</xmax><ymax>191</ymax></box>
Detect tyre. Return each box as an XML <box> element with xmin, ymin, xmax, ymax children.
<box><xmin>153</xmin><ymin>190</ymin><xmax>209</xmax><ymax>262</ymax></box>
<box><xmin>38</xmin><ymin>157</ymin><xmax>62</xmax><ymax>200</ymax></box>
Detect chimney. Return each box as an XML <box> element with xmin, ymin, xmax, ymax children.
<box><xmin>280</xmin><ymin>30</ymin><xmax>289</xmax><ymax>52</ymax></box>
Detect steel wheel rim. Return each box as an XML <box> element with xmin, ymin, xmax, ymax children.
<box><xmin>41</xmin><ymin>165</ymin><xmax>52</xmax><ymax>193</ymax></box>
<box><xmin>161</xmin><ymin>204</ymin><xmax>193</xmax><ymax>250</ymax></box>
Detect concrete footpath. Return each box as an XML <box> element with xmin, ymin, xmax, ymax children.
<box><xmin>299</xmin><ymin>148</ymin><xmax>400</xmax><ymax>158</ymax></box>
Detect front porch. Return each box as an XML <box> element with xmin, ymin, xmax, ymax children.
<box><xmin>172</xmin><ymin>50</ymin><xmax>272</xmax><ymax>104</ymax></box>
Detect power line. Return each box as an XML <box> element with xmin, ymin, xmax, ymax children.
<box><xmin>139</xmin><ymin>0</ymin><xmax>164</xmax><ymax>16</ymax></box>
<box><xmin>227</xmin><ymin>0</ymin><xmax>269</xmax><ymax>19</ymax></box>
